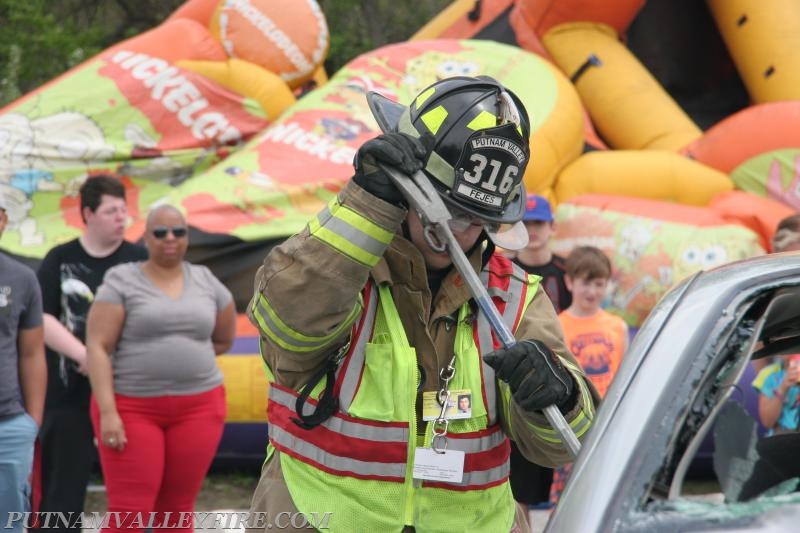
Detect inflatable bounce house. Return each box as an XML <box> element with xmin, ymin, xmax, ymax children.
<box><xmin>2</xmin><ymin>0</ymin><xmax>798</xmax><ymax>461</ymax></box>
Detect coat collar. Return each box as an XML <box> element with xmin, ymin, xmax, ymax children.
<box><xmin>371</xmin><ymin>233</ymin><xmax>489</xmax><ymax>319</ymax></box>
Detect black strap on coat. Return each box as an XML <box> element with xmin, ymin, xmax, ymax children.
<box><xmin>291</xmin><ymin>358</ymin><xmax>339</xmax><ymax>430</ymax></box>
<box><xmin>290</xmin><ymin>340</ymin><xmax>352</xmax><ymax>430</ymax></box>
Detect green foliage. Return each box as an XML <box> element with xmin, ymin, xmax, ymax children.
<box><xmin>0</xmin><ymin>45</ymin><xmax>21</xmax><ymax>105</ymax></box>
<box><xmin>318</xmin><ymin>0</ymin><xmax>452</xmax><ymax>76</ymax></box>
<box><xmin>0</xmin><ymin>0</ymin><xmax>453</xmax><ymax>108</ymax></box>
<box><xmin>0</xmin><ymin>0</ymin><xmax>106</xmax><ymax>105</ymax></box>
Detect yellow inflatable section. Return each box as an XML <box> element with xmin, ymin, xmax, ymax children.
<box><xmin>177</xmin><ymin>58</ymin><xmax>296</xmax><ymax>120</ymax></box>
<box><xmin>523</xmin><ymin>57</ymin><xmax>585</xmax><ymax>200</ymax></box>
<box><xmin>542</xmin><ymin>22</ymin><xmax>701</xmax><ymax>151</ymax></box>
<box><xmin>554</xmin><ymin>151</ymin><xmax>734</xmax><ymax>206</ymax></box>
<box><xmin>707</xmin><ymin>0</ymin><xmax>800</xmax><ymax>103</ymax></box>
<box><xmin>216</xmin><ymin>354</ymin><xmax>269</xmax><ymax>422</ymax></box>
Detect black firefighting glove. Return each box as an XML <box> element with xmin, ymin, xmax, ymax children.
<box><xmin>483</xmin><ymin>340</ymin><xmax>578</xmax><ymax>414</ymax></box>
<box><xmin>352</xmin><ymin>132</ymin><xmax>429</xmax><ymax>206</ymax></box>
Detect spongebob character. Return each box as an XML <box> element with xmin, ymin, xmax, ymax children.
<box><xmin>323</xmin><ymin>75</ymin><xmax>395</xmax><ymax>128</ymax></box>
<box><xmin>672</xmin><ymin>229</ymin><xmax>765</xmax><ymax>284</ymax></box>
<box><xmin>403</xmin><ymin>52</ymin><xmax>482</xmax><ymax>96</ymax></box>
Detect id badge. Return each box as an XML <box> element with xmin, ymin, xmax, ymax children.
<box><xmin>422</xmin><ymin>390</ymin><xmax>473</xmax><ymax>421</ymax></box>
<box><xmin>413</xmin><ymin>447</ymin><xmax>465</xmax><ymax>483</ymax></box>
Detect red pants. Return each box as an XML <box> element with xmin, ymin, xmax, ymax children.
<box><xmin>90</xmin><ymin>386</ymin><xmax>226</xmax><ymax>533</ymax></box>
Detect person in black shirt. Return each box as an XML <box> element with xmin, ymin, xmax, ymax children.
<box><xmin>513</xmin><ymin>194</ymin><xmax>571</xmax><ymax>314</ymax></box>
<box><xmin>508</xmin><ymin>193</ymin><xmax>571</xmax><ymax>508</ymax></box>
<box><xmin>35</xmin><ymin>175</ymin><xmax>147</xmax><ymax>529</ymax></box>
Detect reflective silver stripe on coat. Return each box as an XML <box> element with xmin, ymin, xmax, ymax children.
<box><xmin>252</xmin><ymin>293</ymin><xmax>361</xmax><ymax>353</ymax></box>
<box><xmin>270</xmin><ymin>425</ymin><xmax>407</xmax><ymax>479</ymax></box>
<box><xmin>270</xmin><ymin>386</ymin><xmax>409</xmax><ymax>442</ymax></box>
<box><xmin>314</xmin><ymin>204</ymin><xmax>391</xmax><ymax>262</ymax></box>
<box><xmin>336</xmin><ymin>283</ymin><xmax>379</xmax><ymax>413</ymax></box>
<box><xmin>460</xmin><ymin>462</ymin><xmax>510</xmax><ymax>487</ymax></box>
<box><xmin>477</xmin><ymin>264</ymin><xmax>528</xmax><ymax>426</ymax></box>
<box><xmin>476</xmin><ymin>318</ymin><xmax>498</xmax><ymax>426</ymax></box>
<box><xmin>479</xmin><ymin>265</ymin><xmax>527</xmax><ymax>324</ymax></box>
<box><xmin>447</xmin><ymin>427</ymin><xmax>507</xmax><ymax>454</ymax></box>
<box><xmin>441</xmin><ymin>428</ymin><xmax>510</xmax><ymax>487</ymax></box>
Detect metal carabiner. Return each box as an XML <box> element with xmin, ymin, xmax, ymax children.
<box><xmin>432</xmin><ymin>433</ymin><xmax>449</xmax><ymax>454</ymax></box>
<box><xmin>423</xmin><ymin>224</ymin><xmax>446</xmax><ymax>253</ymax></box>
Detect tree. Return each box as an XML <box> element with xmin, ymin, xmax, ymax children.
<box><xmin>318</xmin><ymin>0</ymin><xmax>451</xmax><ymax>75</ymax></box>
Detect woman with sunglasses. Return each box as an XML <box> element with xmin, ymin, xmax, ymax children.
<box><xmin>85</xmin><ymin>204</ymin><xmax>236</xmax><ymax>533</ymax></box>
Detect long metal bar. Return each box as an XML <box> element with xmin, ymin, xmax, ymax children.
<box><xmin>383</xmin><ymin>166</ymin><xmax>581</xmax><ymax>459</ymax></box>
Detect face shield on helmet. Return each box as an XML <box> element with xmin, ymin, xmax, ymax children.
<box><xmin>367</xmin><ymin>75</ymin><xmax>532</xmax><ymax>250</ymax></box>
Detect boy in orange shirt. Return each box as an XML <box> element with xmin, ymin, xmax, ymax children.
<box><xmin>550</xmin><ymin>246</ymin><xmax>628</xmax><ymax>504</ymax></box>
<box><xmin>559</xmin><ymin>246</ymin><xmax>628</xmax><ymax>398</ymax></box>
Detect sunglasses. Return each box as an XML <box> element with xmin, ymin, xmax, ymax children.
<box><xmin>151</xmin><ymin>226</ymin><xmax>188</xmax><ymax>239</ymax></box>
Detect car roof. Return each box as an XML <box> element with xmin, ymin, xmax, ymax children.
<box><xmin>547</xmin><ymin>251</ymin><xmax>800</xmax><ymax>533</ymax></box>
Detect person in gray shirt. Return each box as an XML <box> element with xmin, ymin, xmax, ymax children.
<box><xmin>86</xmin><ymin>204</ymin><xmax>236</xmax><ymax>530</ymax></box>
<box><xmin>0</xmin><ymin>192</ymin><xmax>46</xmax><ymax>533</ymax></box>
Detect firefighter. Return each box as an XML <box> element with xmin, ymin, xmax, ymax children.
<box><xmin>246</xmin><ymin>75</ymin><xmax>598</xmax><ymax>532</ymax></box>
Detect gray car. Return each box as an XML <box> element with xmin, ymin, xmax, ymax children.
<box><xmin>547</xmin><ymin>252</ymin><xmax>800</xmax><ymax>533</ymax></box>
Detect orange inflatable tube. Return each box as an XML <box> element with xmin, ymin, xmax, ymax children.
<box><xmin>508</xmin><ymin>6</ymin><xmax>550</xmax><ymax>59</ymax></box>
<box><xmin>681</xmin><ymin>101</ymin><xmax>800</xmax><ymax>173</ymax></box>
<box><xmin>515</xmin><ymin>0</ymin><xmax>645</xmax><ymax>37</ymax></box>
<box><xmin>708</xmin><ymin>191</ymin><xmax>795</xmax><ymax>252</ymax></box>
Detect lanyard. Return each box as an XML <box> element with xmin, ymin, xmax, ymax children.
<box><xmin>431</xmin><ymin>356</ymin><xmax>456</xmax><ymax>453</ymax></box>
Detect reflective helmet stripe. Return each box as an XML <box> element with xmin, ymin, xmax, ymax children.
<box><xmin>466</xmin><ymin>110</ymin><xmax>497</xmax><ymax>130</ymax></box>
<box><xmin>420</xmin><ymin>105</ymin><xmax>449</xmax><ymax>135</ymax></box>
<box><xmin>425</xmin><ymin>151</ymin><xmax>455</xmax><ymax>188</ymax></box>
<box><xmin>397</xmin><ymin>108</ymin><xmax>418</xmax><ymax>137</ymax></box>
<box><xmin>397</xmin><ymin>109</ymin><xmax>458</xmax><ymax>188</ymax></box>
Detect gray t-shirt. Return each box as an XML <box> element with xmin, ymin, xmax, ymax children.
<box><xmin>95</xmin><ymin>261</ymin><xmax>232</xmax><ymax>397</ymax></box>
<box><xmin>0</xmin><ymin>253</ymin><xmax>43</xmax><ymax>417</ymax></box>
